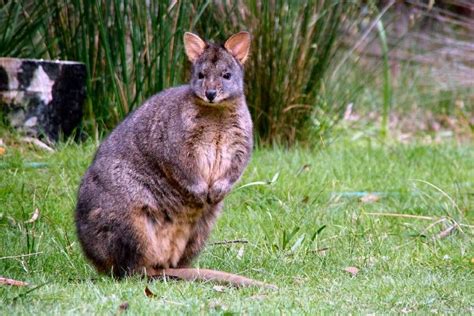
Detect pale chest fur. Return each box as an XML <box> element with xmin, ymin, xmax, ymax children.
<box><xmin>185</xmin><ymin>106</ymin><xmax>248</xmax><ymax>186</ymax></box>
<box><xmin>194</xmin><ymin>128</ymin><xmax>233</xmax><ymax>185</ymax></box>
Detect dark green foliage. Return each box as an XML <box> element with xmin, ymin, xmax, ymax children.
<box><xmin>0</xmin><ymin>0</ymin><xmax>358</xmax><ymax>144</ymax></box>
<box><xmin>38</xmin><ymin>1</ymin><xmax>206</xmax><ymax>135</ymax></box>
<box><xmin>2</xmin><ymin>1</ymin><xmax>469</xmax><ymax>143</ymax></box>
<box><xmin>0</xmin><ymin>1</ymin><xmax>48</xmax><ymax>57</ymax></box>
<box><xmin>194</xmin><ymin>1</ymin><xmax>356</xmax><ymax>144</ymax></box>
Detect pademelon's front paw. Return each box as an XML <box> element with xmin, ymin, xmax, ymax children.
<box><xmin>186</xmin><ymin>181</ymin><xmax>208</xmax><ymax>207</ymax></box>
<box><xmin>207</xmin><ymin>179</ymin><xmax>231</xmax><ymax>204</ymax></box>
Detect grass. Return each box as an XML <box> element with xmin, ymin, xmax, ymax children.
<box><xmin>0</xmin><ymin>131</ymin><xmax>473</xmax><ymax>314</ymax></box>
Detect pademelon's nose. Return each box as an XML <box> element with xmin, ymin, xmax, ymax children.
<box><xmin>206</xmin><ymin>90</ymin><xmax>217</xmax><ymax>102</ymax></box>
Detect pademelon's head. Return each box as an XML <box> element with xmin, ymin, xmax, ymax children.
<box><xmin>184</xmin><ymin>31</ymin><xmax>250</xmax><ymax>105</ymax></box>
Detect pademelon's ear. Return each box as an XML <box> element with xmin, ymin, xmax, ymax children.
<box><xmin>184</xmin><ymin>32</ymin><xmax>206</xmax><ymax>63</ymax></box>
<box><xmin>224</xmin><ymin>31</ymin><xmax>251</xmax><ymax>64</ymax></box>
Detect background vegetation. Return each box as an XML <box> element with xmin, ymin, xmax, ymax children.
<box><xmin>2</xmin><ymin>0</ymin><xmax>471</xmax><ymax>144</ymax></box>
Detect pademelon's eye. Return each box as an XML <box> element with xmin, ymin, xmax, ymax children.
<box><xmin>223</xmin><ymin>73</ymin><xmax>231</xmax><ymax>80</ymax></box>
<box><xmin>198</xmin><ymin>72</ymin><xmax>204</xmax><ymax>79</ymax></box>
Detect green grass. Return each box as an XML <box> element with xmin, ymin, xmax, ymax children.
<box><xmin>1</xmin><ymin>134</ymin><xmax>473</xmax><ymax>314</ymax></box>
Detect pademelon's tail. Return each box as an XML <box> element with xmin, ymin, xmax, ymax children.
<box><xmin>149</xmin><ymin>268</ymin><xmax>277</xmax><ymax>290</ymax></box>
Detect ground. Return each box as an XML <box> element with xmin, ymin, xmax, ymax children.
<box><xmin>0</xmin><ymin>132</ymin><xmax>473</xmax><ymax>314</ymax></box>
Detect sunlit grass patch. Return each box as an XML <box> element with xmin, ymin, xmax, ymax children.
<box><xmin>1</xmin><ymin>134</ymin><xmax>472</xmax><ymax>313</ymax></box>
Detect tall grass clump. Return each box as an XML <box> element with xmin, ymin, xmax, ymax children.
<box><xmin>193</xmin><ymin>0</ymin><xmax>361</xmax><ymax>144</ymax></box>
<box><xmin>1</xmin><ymin>0</ymin><xmax>365</xmax><ymax>144</ymax></box>
<box><xmin>2</xmin><ymin>1</ymin><xmax>470</xmax><ymax>143</ymax></box>
<box><xmin>38</xmin><ymin>1</ymin><xmax>210</xmax><ymax>136</ymax></box>
<box><xmin>1</xmin><ymin>1</ymin><xmax>211</xmax><ymax>136</ymax></box>
<box><xmin>0</xmin><ymin>1</ymin><xmax>48</xmax><ymax>57</ymax></box>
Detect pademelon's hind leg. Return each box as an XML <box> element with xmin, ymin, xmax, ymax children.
<box><xmin>176</xmin><ymin>203</ymin><xmax>223</xmax><ymax>268</ymax></box>
<box><xmin>108</xmin><ymin>221</ymin><xmax>145</xmax><ymax>277</ymax></box>
<box><xmin>76</xmin><ymin>206</ymin><xmax>145</xmax><ymax>278</ymax></box>
<box><xmin>127</xmin><ymin>203</ymin><xmax>194</xmax><ymax>272</ymax></box>
<box><xmin>107</xmin><ymin>203</ymin><xmax>174</xmax><ymax>277</ymax></box>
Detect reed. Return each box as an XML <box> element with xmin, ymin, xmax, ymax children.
<box><xmin>37</xmin><ymin>1</ymin><xmax>208</xmax><ymax>137</ymax></box>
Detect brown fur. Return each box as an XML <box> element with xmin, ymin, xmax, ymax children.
<box><xmin>75</xmin><ymin>32</ymin><xmax>256</xmax><ymax>280</ymax></box>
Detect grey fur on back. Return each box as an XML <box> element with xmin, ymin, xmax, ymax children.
<box><xmin>75</xmin><ymin>32</ymin><xmax>253</xmax><ymax>276</ymax></box>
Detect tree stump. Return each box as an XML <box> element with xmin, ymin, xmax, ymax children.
<box><xmin>0</xmin><ymin>58</ymin><xmax>86</xmax><ymax>141</ymax></box>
